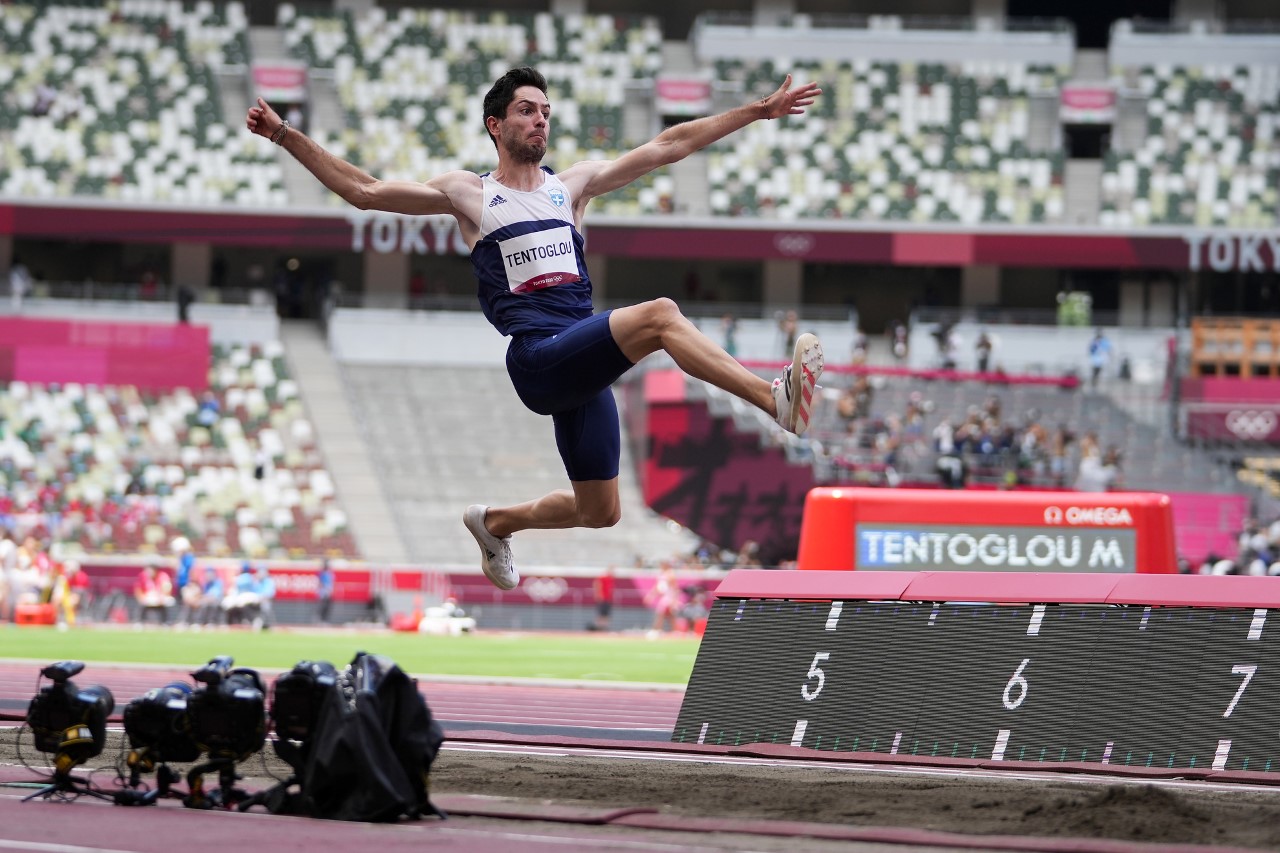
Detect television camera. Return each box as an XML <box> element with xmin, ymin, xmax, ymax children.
<box><xmin>181</xmin><ymin>655</ymin><xmax>267</xmax><ymax>809</ymax></box>
<box><xmin>23</xmin><ymin>661</ymin><xmax>115</xmax><ymax>802</ymax></box>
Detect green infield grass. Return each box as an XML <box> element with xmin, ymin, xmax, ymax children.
<box><xmin>0</xmin><ymin>625</ymin><xmax>700</xmax><ymax>684</ymax></box>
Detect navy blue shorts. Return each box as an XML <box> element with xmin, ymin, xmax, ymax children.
<box><xmin>506</xmin><ymin>310</ymin><xmax>634</xmax><ymax>482</ymax></box>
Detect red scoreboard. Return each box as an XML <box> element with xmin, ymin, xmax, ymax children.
<box><xmin>797</xmin><ymin>488</ymin><xmax>1178</xmax><ymax>574</ymax></box>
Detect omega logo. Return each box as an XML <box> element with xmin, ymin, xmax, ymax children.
<box><xmin>1044</xmin><ymin>506</ymin><xmax>1134</xmax><ymax>526</ymax></box>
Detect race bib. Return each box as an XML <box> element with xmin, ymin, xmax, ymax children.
<box><xmin>499</xmin><ymin>226</ymin><xmax>581</xmax><ymax>293</ymax></box>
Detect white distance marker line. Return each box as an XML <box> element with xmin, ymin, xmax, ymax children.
<box><xmin>1027</xmin><ymin>604</ymin><xmax>1046</xmax><ymax>636</ymax></box>
<box><xmin>825</xmin><ymin>601</ymin><xmax>843</xmax><ymax>631</ymax></box>
<box><xmin>1213</xmin><ymin>739</ymin><xmax>1232</xmax><ymax>771</ymax></box>
<box><xmin>1248</xmin><ymin>609</ymin><xmax>1267</xmax><ymax>641</ymax></box>
<box><xmin>0</xmin><ymin>841</ymin><xmax>143</xmax><ymax>853</ymax></box>
<box><xmin>992</xmin><ymin>729</ymin><xmax>1012</xmax><ymax>761</ymax></box>
<box><xmin>790</xmin><ymin>720</ymin><xmax>808</xmax><ymax>748</ymax></box>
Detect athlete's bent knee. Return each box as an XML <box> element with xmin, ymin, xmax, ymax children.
<box><xmin>579</xmin><ymin>506</ymin><xmax>622</xmax><ymax>529</ymax></box>
<box><xmin>648</xmin><ymin>297</ymin><xmax>681</xmax><ymax>323</ymax></box>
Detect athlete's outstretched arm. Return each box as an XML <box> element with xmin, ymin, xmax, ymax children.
<box><xmin>246</xmin><ymin>97</ymin><xmax>466</xmax><ymax>216</ymax></box>
<box><xmin>571</xmin><ymin>75</ymin><xmax>820</xmax><ymax>204</ymax></box>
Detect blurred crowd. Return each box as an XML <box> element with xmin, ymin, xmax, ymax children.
<box><xmin>821</xmin><ymin>383</ymin><xmax>1122</xmax><ymax>493</ymax></box>
<box><xmin>0</xmin><ymin>529</ymin><xmax>89</xmax><ymax>627</ymax></box>
<box><xmin>1192</xmin><ymin>516</ymin><xmax>1280</xmax><ymax>576</ymax></box>
<box><xmin>0</xmin><ymin>531</ymin><xmax>279</xmax><ymax>630</ymax></box>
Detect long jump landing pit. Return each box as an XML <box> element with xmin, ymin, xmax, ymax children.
<box><xmin>3</xmin><ymin>663</ymin><xmax>1280</xmax><ymax>852</ymax></box>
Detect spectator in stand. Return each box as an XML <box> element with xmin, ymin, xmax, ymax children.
<box><xmin>586</xmin><ymin>565</ymin><xmax>615</xmax><ymax>632</ymax></box>
<box><xmin>1076</xmin><ymin>447</ymin><xmax>1122</xmax><ymax>493</ymax></box>
<box><xmin>8</xmin><ymin>257</ymin><xmax>32</xmax><ymax>312</ymax></box>
<box><xmin>777</xmin><ymin>310</ymin><xmax>798</xmax><ymax>358</ymax></box>
<box><xmin>1048</xmin><ymin>427</ymin><xmax>1073</xmax><ymax>487</ymax></box>
<box><xmin>316</xmin><ymin>558</ymin><xmax>334</xmax><ymax>624</ymax></box>
<box><xmin>1087</xmin><ymin>329</ymin><xmax>1113</xmax><ymax>389</ymax></box>
<box><xmin>735</xmin><ymin>539</ymin><xmax>763</xmax><ymax>568</ymax></box>
<box><xmin>975</xmin><ymin>330</ymin><xmax>994</xmax><ymax>373</ymax></box>
<box><xmin>195</xmin><ymin>392</ymin><xmax>220</xmax><ymax>428</ymax></box>
<box><xmin>134</xmin><ymin>560</ymin><xmax>175</xmax><ymax>625</ymax></box>
<box><xmin>1234</xmin><ymin>517</ymin><xmax>1277</xmax><ymax>577</ymax></box>
<box><xmin>936</xmin><ymin>451</ymin><xmax>967</xmax><ymax>489</ymax></box>
<box><xmin>721</xmin><ymin>313</ymin><xmax>738</xmax><ymax>358</ymax></box>
<box><xmin>851</xmin><ymin>328</ymin><xmax>869</xmax><ymax>364</ymax></box>
<box><xmin>176</xmin><ymin>285</ymin><xmax>194</xmax><ymax>323</ymax></box>
<box><xmin>887</xmin><ymin>319</ymin><xmax>908</xmax><ymax>361</ymax></box>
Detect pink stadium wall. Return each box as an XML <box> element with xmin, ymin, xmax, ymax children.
<box><xmin>0</xmin><ymin>317</ymin><xmax>209</xmax><ymax>392</ymax></box>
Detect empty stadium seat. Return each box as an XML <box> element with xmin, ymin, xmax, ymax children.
<box><xmin>0</xmin><ymin>343</ymin><xmax>358</xmax><ymax>560</ymax></box>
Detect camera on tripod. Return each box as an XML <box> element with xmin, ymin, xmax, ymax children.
<box><xmin>118</xmin><ymin>681</ymin><xmax>201</xmax><ymax>804</ymax></box>
<box><xmin>187</xmin><ymin>655</ymin><xmax>267</xmax><ymax>761</ymax></box>
<box><xmin>23</xmin><ymin>661</ymin><xmax>115</xmax><ymax>802</ymax></box>
<box><xmin>26</xmin><ymin>661</ymin><xmax>115</xmax><ymax>768</ymax></box>
<box><xmin>124</xmin><ymin>682</ymin><xmax>200</xmax><ymax>765</ymax></box>
<box><xmin>181</xmin><ymin>655</ymin><xmax>267</xmax><ymax>810</ymax></box>
<box><xmin>271</xmin><ymin>660</ymin><xmax>338</xmax><ymax>743</ymax></box>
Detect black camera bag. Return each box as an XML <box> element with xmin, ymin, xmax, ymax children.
<box><xmin>271</xmin><ymin>652</ymin><xmax>445</xmax><ymax>822</ymax></box>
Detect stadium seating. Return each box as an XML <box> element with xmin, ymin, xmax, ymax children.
<box><xmin>1101</xmin><ymin>62</ymin><xmax>1279</xmax><ymax>228</ymax></box>
<box><xmin>0</xmin><ymin>0</ymin><xmax>285</xmax><ymax>205</ymax></box>
<box><xmin>278</xmin><ymin>4</ymin><xmax>666</xmax><ymax>214</ymax></box>
<box><xmin>0</xmin><ymin>342</ymin><xmax>357</xmax><ymax>560</ymax></box>
<box><xmin>706</xmin><ymin>58</ymin><xmax>1067</xmax><ymax>223</ymax></box>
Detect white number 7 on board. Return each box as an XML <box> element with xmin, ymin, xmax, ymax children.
<box><xmin>1223</xmin><ymin>664</ymin><xmax>1257</xmax><ymax>718</ymax></box>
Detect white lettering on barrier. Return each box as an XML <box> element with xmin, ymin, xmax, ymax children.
<box><xmin>862</xmin><ymin>531</ymin><xmax>1100</xmax><ymax>568</ymax></box>
<box><xmin>1044</xmin><ymin>506</ymin><xmax>1134</xmax><ymax>526</ymax></box>
<box><xmin>1088</xmin><ymin>539</ymin><xmax>1126</xmax><ymax>569</ymax></box>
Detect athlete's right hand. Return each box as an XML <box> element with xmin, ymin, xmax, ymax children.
<box><xmin>246</xmin><ymin>97</ymin><xmax>284</xmax><ymax>140</ymax></box>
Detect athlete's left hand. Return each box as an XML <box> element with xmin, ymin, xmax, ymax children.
<box><xmin>760</xmin><ymin>75</ymin><xmax>823</xmax><ymax>119</ymax></box>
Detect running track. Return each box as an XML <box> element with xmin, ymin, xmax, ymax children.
<box><xmin>1</xmin><ymin>660</ymin><xmax>1275</xmax><ymax>853</ymax></box>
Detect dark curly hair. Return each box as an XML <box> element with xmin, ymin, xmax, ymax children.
<box><xmin>481</xmin><ymin>67</ymin><xmax>548</xmax><ymax>148</ymax></box>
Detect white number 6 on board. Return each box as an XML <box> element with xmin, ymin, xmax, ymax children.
<box><xmin>1003</xmin><ymin>658</ymin><xmax>1031</xmax><ymax>710</ymax></box>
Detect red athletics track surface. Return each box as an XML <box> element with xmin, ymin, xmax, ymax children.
<box><xmin>2</xmin><ymin>660</ymin><xmax>1275</xmax><ymax>853</ymax></box>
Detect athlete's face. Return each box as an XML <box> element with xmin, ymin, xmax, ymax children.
<box><xmin>498</xmin><ymin>86</ymin><xmax>550</xmax><ymax>165</ymax></box>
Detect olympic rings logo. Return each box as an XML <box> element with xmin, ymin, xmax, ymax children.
<box><xmin>1225</xmin><ymin>409</ymin><xmax>1279</xmax><ymax>440</ymax></box>
<box><xmin>773</xmin><ymin>233</ymin><xmax>815</xmax><ymax>257</ymax></box>
<box><xmin>522</xmin><ymin>576</ymin><xmax>568</xmax><ymax>603</ymax></box>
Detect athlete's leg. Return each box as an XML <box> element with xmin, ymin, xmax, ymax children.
<box><xmin>609</xmin><ymin>297</ymin><xmax>823</xmax><ymax>434</ymax></box>
<box><xmin>609</xmin><ymin>297</ymin><xmax>774</xmax><ymax>415</ymax></box>
<box><xmin>469</xmin><ymin>387</ymin><xmax>622</xmax><ymax>545</ymax></box>
<box><xmin>481</xmin><ymin>478</ymin><xmax>620</xmax><ymax>537</ymax></box>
